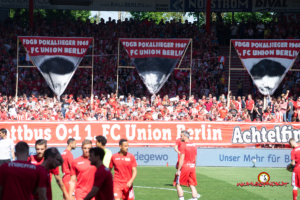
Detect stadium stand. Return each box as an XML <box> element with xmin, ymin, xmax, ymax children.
<box><xmin>0</xmin><ymin>11</ymin><xmax>299</xmax><ymax>122</ymax></box>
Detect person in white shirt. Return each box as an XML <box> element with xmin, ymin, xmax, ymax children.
<box><xmin>0</xmin><ymin>128</ymin><xmax>15</xmax><ymax>166</ymax></box>
<box><xmin>8</xmin><ymin>103</ymin><xmax>17</xmax><ymax>118</ymax></box>
<box><xmin>256</xmin><ymin>21</ymin><xmax>265</xmax><ymax>39</ymax></box>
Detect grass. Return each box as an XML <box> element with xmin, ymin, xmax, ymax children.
<box><xmin>52</xmin><ymin>166</ymin><xmax>292</xmax><ymax>200</ymax></box>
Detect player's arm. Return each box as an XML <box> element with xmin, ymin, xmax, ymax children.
<box><xmin>69</xmin><ymin>175</ymin><xmax>76</xmax><ymax>197</ymax></box>
<box><xmin>174</xmin><ymin>144</ymin><xmax>180</xmax><ymax>154</ymax></box>
<box><xmin>11</xmin><ymin>147</ymin><xmax>15</xmax><ymax>160</ymax></box>
<box><xmin>177</xmin><ymin>154</ymin><xmax>185</xmax><ymax>175</ymax></box>
<box><xmin>127</xmin><ymin>167</ymin><xmax>137</xmax><ymax>188</ymax></box>
<box><xmin>54</xmin><ymin>174</ymin><xmax>70</xmax><ymax>200</ymax></box>
<box><xmin>287</xmin><ymin>160</ymin><xmax>295</xmax><ymax>170</ymax></box>
<box><xmin>83</xmin><ymin>186</ymin><xmax>99</xmax><ymax>200</ymax></box>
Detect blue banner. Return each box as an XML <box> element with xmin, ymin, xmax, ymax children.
<box><xmin>29</xmin><ymin>147</ymin><xmax>291</xmax><ymax>167</ymax></box>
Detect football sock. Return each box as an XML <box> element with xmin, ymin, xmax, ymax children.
<box><xmin>293</xmin><ymin>189</ymin><xmax>298</xmax><ymax>200</ymax></box>
<box><xmin>179</xmin><ymin>197</ymin><xmax>184</xmax><ymax>200</ymax></box>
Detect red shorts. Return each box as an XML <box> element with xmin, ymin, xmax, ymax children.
<box><xmin>114</xmin><ymin>182</ymin><xmax>135</xmax><ymax>200</ymax></box>
<box><xmin>177</xmin><ymin>171</ymin><xmax>197</xmax><ymax>187</ymax></box>
<box><xmin>292</xmin><ymin>172</ymin><xmax>300</xmax><ymax>187</ymax></box>
<box><xmin>62</xmin><ymin>176</ymin><xmax>70</xmax><ymax>198</ymax></box>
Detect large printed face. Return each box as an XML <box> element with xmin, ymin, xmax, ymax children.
<box><xmin>253</xmin><ymin>75</ymin><xmax>280</xmax><ymax>95</ymax></box>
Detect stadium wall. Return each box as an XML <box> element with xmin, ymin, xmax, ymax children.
<box><xmin>29</xmin><ymin>147</ymin><xmax>291</xmax><ymax>168</ymax></box>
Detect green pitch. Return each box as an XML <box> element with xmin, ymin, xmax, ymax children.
<box><xmin>52</xmin><ymin>166</ymin><xmax>292</xmax><ymax>200</ymax></box>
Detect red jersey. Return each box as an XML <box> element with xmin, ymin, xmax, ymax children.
<box><xmin>246</xmin><ymin>99</ymin><xmax>254</xmax><ymax>110</ymax></box>
<box><xmin>180</xmin><ymin>142</ymin><xmax>197</xmax><ymax>172</ymax></box>
<box><xmin>109</xmin><ymin>152</ymin><xmax>137</xmax><ymax>183</ymax></box>
<box><xmin>70</xmin><ymin>156</ymin><xmax>97</xmax><ymax>199</ymax></box>
<box><xmin>291</xmin><ymin>146</ymin><xmax>300</xmax><ymax>173</ymax></box>
<box><xmin>176</xmin><ymin>138</ymin><xmax>183</xmax><ymax>162</ymax></box>
<box><xmin>93</xmin><ymin>165</ymin><xmax>114</xmax><ymax>200</ymax></box>
<box><xmin>0</xmin><ymin>160</ymin><xmax>47</xmax><ymax>200</ymax></box>
<box><xmin>61</xmin><ymin>149</ymin><xmax>73</xmax><ymax>178</ymax></box>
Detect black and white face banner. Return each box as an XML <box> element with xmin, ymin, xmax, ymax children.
<box><xmin>120</xmin><ymin>39</ymin><xmax>190</xmax><ymax>95</ymax></box>
<box><xmin>132</xmin><ymin>57</ymin><xmax>178</xmax><ymax>94</ymax></box>
<box><xmin>19</xmin><ymin>37</ymin><xmax>92</xmax><ymax>98</ymax></box>
<box><xmin>232</xmin><ymin>39</ymin><xmax>300</xmax><ymax>95</ymax></box>
<box><xmin>246</xmin><ymin>58</ymin><xmax>291</xmax><ymax>95</ymax></box>
<box><xmin>32</xmin><ymin>55</ymin><xmax>83</xmax><ymax>97</ymax></box>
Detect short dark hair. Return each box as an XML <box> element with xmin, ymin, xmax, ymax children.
<box><xmin>89</xmin><ymin>147</ymin><xmax>105</xmax><ymax>161</ymax></box>
<box><xmin>15</xmin><ymin>141</ymin><xmax>29</xmax><ymax>153</ymax></box>
<box><xmin>44</xmin><ymin>148</ymin><xmax>62</xmax><ymax>165</ymax></box>
<box><xmin>119</xmin><ymin>139</ymin><xmax>128</xmax><ymax>146</ymax></box>
<box><xmin>67</xmin><ymin>138</ymin><xmax>75</xmax><ymax>145</ymax></box>
<box><xmin>250</xmin><ymin>59</ymin><xmax>286</xmax><ymax>78</ymax></box>
<box><xmin>96</xmin><ymin>135</ymin><xmax>107</xmax><ymax>146</ymax></box>
<box><xmin>0</xmin><ymin>128</ymin><xmax>7</xmax><ymax>135</ymax></box>
<box><xmin>35</xmin><ymin>139</ymin><xmax>47</xmax><ymax>147</ymax></box>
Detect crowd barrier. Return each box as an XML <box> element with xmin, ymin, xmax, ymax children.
<box><xmin>28</xmin><ymin>147</ymin><xmax>291</xmax><ymax>168</ymax></box>
<box><xmin>2</xmin><ymin>121</ymin><xmax>300</xmax><ymax>147</ymax></box>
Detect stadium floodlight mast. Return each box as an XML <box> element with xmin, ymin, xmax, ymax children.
<box><xmin>252</xmin><ymin>159</ymin><xmax>256</xmax><ymax>167</ymax></box>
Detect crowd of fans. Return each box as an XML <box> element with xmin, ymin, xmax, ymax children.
<box><xmin>0</xmin><ymin>11</ymin><xmax>299</xmax><ymax>122</ymax></box>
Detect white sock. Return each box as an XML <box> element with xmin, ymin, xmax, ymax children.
<box><xmin>179</xmin><ymin>197</ymin><xmax>184</xmax><ymax>200</ymax></box>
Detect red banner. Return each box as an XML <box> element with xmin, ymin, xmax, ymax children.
<box><xmin>232</xmin><ymin>40</ymin><xmax>300</xmax><ymax>59</ymax></box>
<box><xmin>232</xmin><ymin>39</ymin><xmax>300</xmax><ymax>95</ymax></box>
<box><xmin>120</xmin><ymin>39</ymin><xmax>190</xmax><ymax>59</ymax></box>
<box><xmin>19</xmin><ymin>37</ymin><xmax>93</xmax><ymax>57</ymax></box>
<box><xmin>1</xmin><ymin>122</ymin><xmax>299</xmax><ymax>147</ymax></box>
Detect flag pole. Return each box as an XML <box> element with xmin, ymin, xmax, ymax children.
<box><xmin>190</xmin><ymin>38</ymin><xmax>192</xmax><ymax>98</ymax></box>
<box><xmin>91</xmin><ymin>38</ymin><xmax>94</xmax><ymax>105</ymax></box>
<box><xmin>228</xmin><ymin>40</ymin><xmax>232</xmax><ymax>95</ymax></box>
<box><xmin>117</xmin><ymin>39</ymin><xmax>120</xmax><ymax>97</ymax></box>
<box><xmin>177</xmin><ymin>40</ymin><xmax>191</xmax><ymax>69</ymax></box>
<box><xmin>16</xmin><ymin>37</ymin><xmax>19</xmax><ymax>101</ymax></box>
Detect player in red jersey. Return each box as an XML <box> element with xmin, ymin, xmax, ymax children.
<box><xmin>84</xmin><ymin>147</ymin><xmax>114</xmax><ymax>200</ymax></box>
<box><xmin>109</xmin><ymin>139</ymin><xmax>137</xmax><ymax>200</ymax></box>
<box><xmin>61</xmin><ymin>138</ymin><xmax>76</xmax><ymax>200</ymax></box>
<box><xmin>30</xmin><ymin>139</ymin><xmax>70</xmax><ymax>200</ymax></box>
<box><xmin>287</xmin><ymin>138</ymin><xmax>300</xmax><ymax>200</ymax></box>
<box><xmin>176</xmin><ymin>130</ymin><xmax>198</xmax><ymax>200</ymax></box>
<box><xmin>69</xmin><ymin>140</ymin><xmax>97</xmax><ymax>200</ymax></box>
<box><xmin>0</xmin><ymin>141</ymin><xmax>47</xmax><ymax>200</ymax></box>
<box><xmin>173</xmin><ymin>131</ymin><xmax>184</xmax><ymax>186</ymax></box>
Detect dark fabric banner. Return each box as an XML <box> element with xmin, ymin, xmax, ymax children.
<box><xmin>232</xmin><ymin>39</ymin><xmax>300</xmax><ymax>95</ymax></box>
<box><xmin>120</xmin><ymin>39</ymin><xmax>190</xmax><ymax>94</ymax></box>
<box><xmin>19</xmin><ymin>36</ymin><xmax>93</xmax><ymax>97</ymax></box>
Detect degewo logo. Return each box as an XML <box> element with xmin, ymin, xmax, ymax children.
<box><xmin>237</xmin><ymin>172</ymin><xmax>288</xmax><ymax>187</ymax></box>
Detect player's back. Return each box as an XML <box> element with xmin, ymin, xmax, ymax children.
<box><xmin>0</xmin><ymin>160</ymin><xmax>42</xmax><ymax>200</ymax></box>
<box><xmin>181</xmin><ymin>142</ymin><xmax>197</xmax><ymax>171</ymax></box>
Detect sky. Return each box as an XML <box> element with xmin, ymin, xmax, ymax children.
<box><xmin>91</xmin><ymin>11</ymin><xmax>195</xmax><ymax>22</ymax></box>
